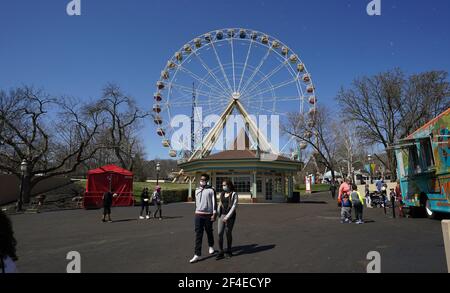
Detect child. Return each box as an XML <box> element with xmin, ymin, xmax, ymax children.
<box><xmin>340</xmin><ymin>191</ymin><xmax>352</xmax><ymax>224</ymax></box>
<box><xmin>350</xmin><ymin>184</ymin><xmax>365</xmax><ymax>224</ymax></box>
<box><xmin>365</xmin><ymin>183</ymin><xmax>372</xmax><ymax>208</ymax></box>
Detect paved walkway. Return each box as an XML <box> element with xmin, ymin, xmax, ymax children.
<box><xmin>10</xmin><ymin>191</ymin><xmax>447</xmax><ymax>273</ymax></box>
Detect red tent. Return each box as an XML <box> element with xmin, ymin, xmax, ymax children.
<box><xmin>83</xmin><ymin>164</ymin><xmax>134</xmax><ymax>209</ymax></box>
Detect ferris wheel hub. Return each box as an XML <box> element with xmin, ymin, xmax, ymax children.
<box><xmin>232</xmin><ymin>92</ymin><xmax>241</xmax><ymax>100</ymax></box>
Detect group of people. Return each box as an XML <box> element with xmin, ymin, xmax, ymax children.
<box><xmin>139</xmin><ymin>186</ymin><xmax>162</xmax><ymax>220</ymax></box>
<box><xmin>337</xmin><ymin>179</ymin><xmax>365</xmax><ymax>224</ymax></box>
<box><xmin>101</xmin><ymin>173</ymin><xmax>239</xmax><ymax>264</ymax></box>
<box><xmin>100</xmin><ymin>185</ymin><xmax>163</xmax><ymax>222</ymax></box>
<box><xmin>190</xmin><ymin>174</ymin><xmax>239</xmax><ymax>263</ymax></box>
<box><xmin>332</xmin><ymin>177</ymin><xmax>404</xmax><ymax>224</ymax></box>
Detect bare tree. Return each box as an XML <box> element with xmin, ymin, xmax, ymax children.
<box><xmin>283</xmin><ymin>105</ymin><xmax>340</xmax><ymax>181</ymax></box>
<box><xmin>0</xmin><ymin>87</ymin><xmax>105</xmax><ymax>203</ymax></box>
<box><xmin>336</xmin><ymin>69</ymin><xmax>450</xmax><ymax>180</ymax></box>
<box><xmin>94</xmin><ymin>83</ymin><xmax>150</xmax><ymax>171</ymax></box>
<box><xmin>334</xmin><ymin>122</ymin><xmax>367</xmax><ymax>180</ymax></box>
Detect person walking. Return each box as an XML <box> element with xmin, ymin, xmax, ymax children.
<box><xmin>152</xmin><ymin>186</ymin><xmax>163</xmax><ymax>220</ymax></box>
<box><xmin>376</xmin><ymin>177</ymin><xmax>384</xmax><ymax>194</ymax></box>
<box><xmin>330</xmin><ymin>180</ymin><xmax>337</xmax><ymax>200</ymax></box>
<box><xmin>102</xmin><ymin>191</ymin><xmax>116</xmax><ymax>223</ymax></box>
<box><xmin>338</xmin><ymin>178</ymin><xmax>351</xmax><ymax>207</ymax></box>
<box><xmin>190</xmin><ymin>174</ymin><xmax>217</xmax><ymax>263</ymax></box>
<box><xmin>216</xmin><ymin>179</ymin><xmax>238</xmax><ymax>260</ymax></box>
<box><xmin>365</xmin><ymin>183</ymin><xmax>372</xmax><ymax>208</ymax></box>
<box><xmin>0</xmin><ymin>211</ymin><xmax>18</xmax><ymax>273</ymax></box>
<box><xmin>395</xmin><ymin>181</ymin><xmax>404</xmax><ymax>217</ymax></box>
<box><xmin>139</xmin><ymin>187</ymin><xmax>151</xmax><ymax>219</ymax></box>
<box><xmin>350</xmin><ymin>184</ymin><xmax>365</xmax><ymax>224</ymax></box>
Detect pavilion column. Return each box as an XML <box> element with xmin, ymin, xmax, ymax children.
<box><xmin>252</xmin><ymin>171</ymin><xmax>257</xmax><ymax>203</ymax></box>
<box><xmin>188</xmin><ymin>177</ymin><xmax>193</xmax><ymax>202</ymax></box>
<box><xmin>288</xmin><ymin>172</ymin><xmax>294</xmax><ymax>198</ymax></box>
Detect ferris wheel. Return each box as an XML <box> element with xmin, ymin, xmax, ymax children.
<box><xmin>152</xmin><ymin>28</ymin><xmax>317</xmax><ymax>159</ymax></box>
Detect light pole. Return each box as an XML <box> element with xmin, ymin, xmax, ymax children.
<box><xmin>16</xmin><ymin>159</ymin><xmax>28</xmax><ymax>212</ymax></box>
<box><xmin>368</xmin><ymin>154</ymin><xmax>373</xmax><ymax>184</ymax></box>
<box><xmin>156</xmin><ymin>162</ymin><xmax>161</xmax><ymax>185</ymax></box>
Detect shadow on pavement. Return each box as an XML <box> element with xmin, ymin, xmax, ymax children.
<box><xmin>194</xmin><ymin>244</ymin><xmax>276</xmax><ymax>263</ymax></box>
<box><xmin>232</xmin><ymin>244</ymin><xmax>276</xmax><ymax>256</ymax></box>
<box><xmin>299</xmin><ymin>201</ymin><xmax>328</xmax><ymax>204</ymax></box>
<box><xmin>112</xmin><ymin>218</ymin><xmax>138</xmax><ymax>223</ymax></box>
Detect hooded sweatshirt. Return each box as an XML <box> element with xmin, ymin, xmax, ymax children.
<box><xmin>195</xmin><ymin>185</ymin><xmax>217</xmax><ymax>215</ymax></box>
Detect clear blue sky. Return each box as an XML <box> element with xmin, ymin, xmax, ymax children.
<box><xmin>1</xmin><ymin>0</ymin><xmax>450</xmax><ymax>159</ymax></box>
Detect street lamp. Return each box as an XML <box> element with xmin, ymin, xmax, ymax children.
<box><xmin>16</xmin><ymin>159</ymin><xmax>28</xmax><ymax>212</ymax></box>
<box><xmin>156</xmin><ymin>162</ymin><xmax>161</xmax><ymax>185</ymax></box>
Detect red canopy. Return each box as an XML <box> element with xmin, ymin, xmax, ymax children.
<box><xmin>83</xmin><ymin>164</ymin><xmax>134</xmax><ymax>209</ymax></box>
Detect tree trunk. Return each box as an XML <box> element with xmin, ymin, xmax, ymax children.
<box><xmin>387</xmin><ymin>150</ymin><xmax>398</xmax><ymax>181</ymax></box>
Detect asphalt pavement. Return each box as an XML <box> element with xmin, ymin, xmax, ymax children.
<box><xmin>10</xmin><ymin>191</ymin><xmax>448</xmax><ymax>273</ymax></box>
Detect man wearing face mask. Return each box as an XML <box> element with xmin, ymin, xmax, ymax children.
<box><xmin>189</xmin><ymin>174</ymin><xmax>217</xmax><ymax>263</ymax></box>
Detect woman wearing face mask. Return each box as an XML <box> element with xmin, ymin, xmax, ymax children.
<box><xmin>216</xmin><ymin>179</ymin><xmax>238</xmax><ymax>260</ymax></box>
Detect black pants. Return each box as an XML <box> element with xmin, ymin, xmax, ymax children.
<box><xmin>140</xmin><ymin>201</ymin><xmax>149</xmax><ymax>216</ymax></box>
<box><xmin>194</xmin><ymin>214</ymin><xmax>214</xmax><ymax>256</ymax></box>
<box><xmin>353</xmin><ymin>202</ymin><xmax>363</xmax><ymax>221</ymax></box>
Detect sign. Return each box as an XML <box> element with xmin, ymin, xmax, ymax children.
<box><xmin>305</xmin><ymin>176</ymin><xmax>311</xmax><ymax>194</ymax></box>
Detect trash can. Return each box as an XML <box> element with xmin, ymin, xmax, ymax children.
<box><xmin>292</xmin><ymin>191</ymin><xmax>300</xmax><ymax>203</ymax></box>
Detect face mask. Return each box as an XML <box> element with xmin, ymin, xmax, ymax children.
<box><xmin>223</xmin><ymin>186</ymin><xmax>229</xmax><ymax>192</ymax></box>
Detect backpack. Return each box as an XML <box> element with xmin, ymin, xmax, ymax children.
<box><xmin>350</xmin><ymin>191</ymin><xmax>361</xmax><ymax>204</ymax></box>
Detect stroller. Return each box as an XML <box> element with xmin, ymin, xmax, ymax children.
<box><xmin>370</xmin><ymin>191</ymin><xmax>384</xmax><ymax>208</ymax></box>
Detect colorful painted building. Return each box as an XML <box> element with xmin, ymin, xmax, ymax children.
<box><xmin>392</xmin><ymin>108</ymin><xmax>450</xmax><ymax>218</ymax></box>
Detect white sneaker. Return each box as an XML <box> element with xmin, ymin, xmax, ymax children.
<box><xmin>189</xmin><ymin>255</ymin><xmax>200</xmax><ymax>263</ymax></box>
<box><xmin>139</xmin><ymin>216</ymin><xmax>144</xmax><ymax>220</ymax></box>
<box><xmin>209</xmin><ymin>247</ymin><xmax>215</xmax><ymax>254</ymax></box>
<box><xmin>146</xmin><ymin>215</ymin><xmax>150</xmax><ymax>219</ymax></box>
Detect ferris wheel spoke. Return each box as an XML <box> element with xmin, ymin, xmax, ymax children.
<box><xmin>237</xmin><ymin>39</ymin><xmax>254</xmax><ymax>93</ymax></box>
<box><xmin>240</xmin><ymin>60</ymin><xmax>288</xmax><ymax>98</ymax></box>
<box><xmin>166</xmin><ymin>86</ymin><xmax>218</xmax><ymax>109</ymax></box>
<box><xmin>244</xmin><ymin>103</ymin><xmax>286</xmax><ymax>116</ymax></box>
<box><xmin>246</xmin><ymin>96</ymin><xmax>301</xmax><ymax>102</ymax></box>
<box><xmin>168</xmin><ymin>82</ymin><xmax>229</xmax><ymax>100</ymax></box>
<box><xmin>230</xmin><ymin>38</ymin><xmax>236</xmax><ymax>92</ymax></box>
<box><xmin>241</xmin><ymin>78</ymin><xmax>299</xmax><ymax>101</ymax></box>
<box><xmin>177</xmin><ymin>64</ymin><xmax>229</xmax><ymax>98</ymax></box>
<box><xmin>190</xmin><ymin>50</ymin><xmax>233</xmax><ymax>96</ymax></box>
<box><xmin>240</xmin><ymin>46</ymin><xmax>272</xmax><ymax>95</ymax></box>
<box><xmin>210</xmin><ymin>41</ymin><xmax>234</xmax><ymax>94</ymax></box>
<box><xmin>202</xmin><ymin>99</ymin><xmax>230</xmax><ymax>115</ymax></box>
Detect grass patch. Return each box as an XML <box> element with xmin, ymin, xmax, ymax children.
<box><xmin>295</xmin><ymin>184</ymin><xmax>331</xmax><ymax>195</ymax></box>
